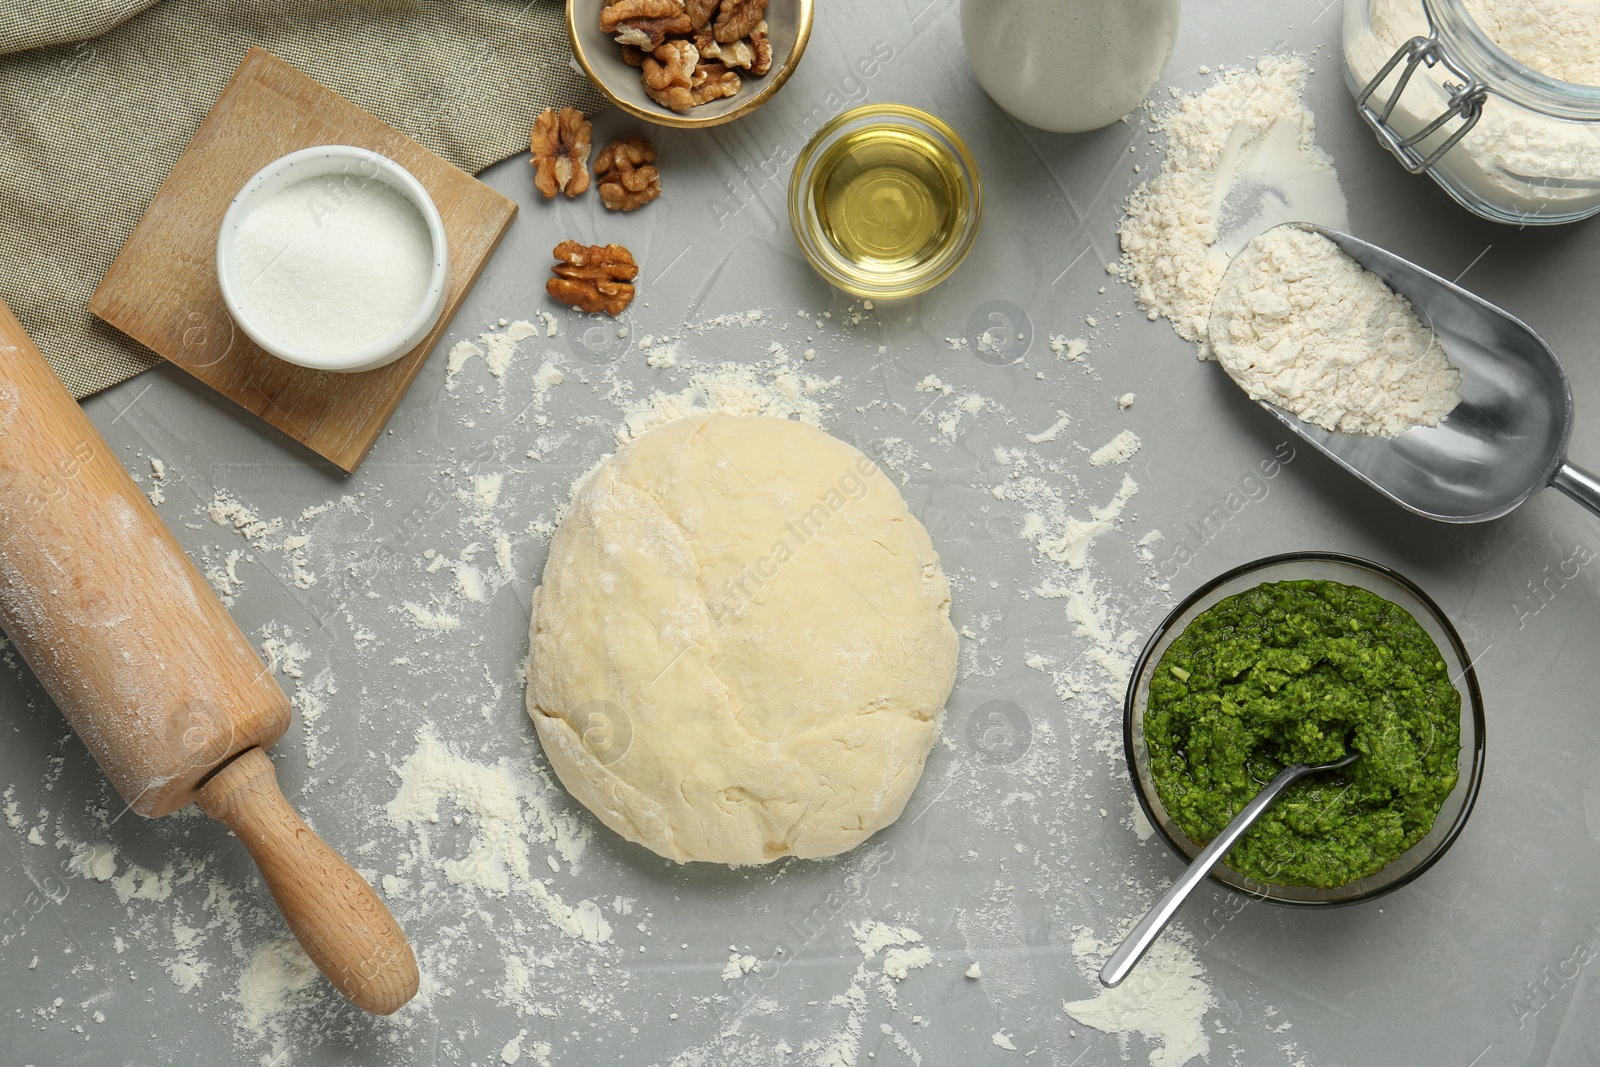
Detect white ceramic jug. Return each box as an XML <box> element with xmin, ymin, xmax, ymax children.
<box><xmin>961</xmin><ymin>0</ymin><xmax>1182</xmax><ymax>133</ymax></box>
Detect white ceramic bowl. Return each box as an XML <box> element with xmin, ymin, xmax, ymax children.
<box><xmin>216</xmin><ymin>145</ymin><xmax>449</xmax><ymax>374</ymax></box>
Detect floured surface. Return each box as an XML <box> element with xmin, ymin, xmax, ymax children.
<box><xmin>1</xmin><ymin>287</ymin><xmax>1235</xmax><ymax>1064</ymax></box>
<box><xmin>0</xmin><ymin>8</ymin><xmax>1577</xmax><ymax>1067</ymax></box>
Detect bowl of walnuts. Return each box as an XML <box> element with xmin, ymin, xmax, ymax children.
<box><xmin>569</xmin><ymin>0</ymin><xmax>814</xmax><ymax>128</ymax></box>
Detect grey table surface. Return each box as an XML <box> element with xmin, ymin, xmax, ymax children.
<box><xmin>6</xmin><ymin>1</ymin><xmax>1600</xmax><ymax>1065</ymax></box>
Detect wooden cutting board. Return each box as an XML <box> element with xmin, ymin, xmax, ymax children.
<box><xmin>90</xmin><ymin>48</ymin><xmax>518</xmax><ymax>472</ymax></box>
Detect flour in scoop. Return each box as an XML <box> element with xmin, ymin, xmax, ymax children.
<box><xmin>1209</xmin><ymin>227</ymin><xmax>1461</xmax><ymax>437</ymax></box>
<box><xmin>233</xmin><ymin>175</ymin><xmax>433</xmax><ymax>358</ymax></box>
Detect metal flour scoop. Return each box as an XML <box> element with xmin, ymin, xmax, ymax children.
<box><xmin>1208</xmin><ymin>223</ymin><xmax>1600</xmax><ymax>522</ymax></box>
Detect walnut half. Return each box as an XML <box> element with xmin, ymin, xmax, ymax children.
<box><xmin>713</xmin><ymin>0</ymin><xmax>766</xmax><ymax>43</ymax></box>
<box><xmin>595</xmin><ymin>138</ymin><xmax>661</xmax><ymax>212</ymax></box>
<box><xmin>529</xmin><ymin>107</ymin><xmax>592</xmax><ymax>199</ymax></box>
<box><xmin>690</xmin><ymin>60</ymin><xmax>743</xmax><ymax>106</ymax></box>
<box><xmin>641</xmin><ymin>40</ymin><xmax>699</xmax><ymax>113</ymax></box>
<box><xmin>547</xmin><ymin>241</ymin><xmax>638</xmax><ymax>316</ymax></box>
<box><xmin>694</xmin><ymin>21</ymin><xmax>769</xmax><ymax>75</ymax></box>
<box><xmin>685</xmin><ymin>0</ymin><xmax>719</xmax><ymax>30</ymax></box>
<box><xmin>600</xmin><ymin>0</ymin><xmax>692</xmax><ymax>50</ymax></box>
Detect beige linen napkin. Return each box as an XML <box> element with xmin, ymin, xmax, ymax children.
<box><xmin>0</xmin><ymin>0</ymin><xmax>604</xmax><ymax>397</ymax></box>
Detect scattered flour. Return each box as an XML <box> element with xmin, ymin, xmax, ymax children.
<box><xmin>68</xmin><ymin>842</ymin><xmax>117</xmax><ymax>881</ymax></box>
<box><xmin>618</xmin><ymin>362</ymin><xmax>836</xmax><ymax>442</ymax></box>
<box><xmin>445</xmin><ymin>340</ymin><xmax>484</xmax><ymax>389</ymax></box>
<box><xmin>111</xmin><ymin>860</ymin><xmax>176</xmax><ymax>903</ymax></box>
<box><xmin>207</xmin><ymin>491</ymin><xmax>281</xmax><ymax>542</ymax></box>
<box><xmin>403</xmin><ymin>602</ymin><xmax>461</xmax><ymax>632</ymax></box>
<box><xmin>722</xmin><ymin>951</ymin><xmax>761</xmax><ymax>981</ymax></box>
<box><xmin>164</xmin><ymin>920</ymin><xmax>211</xmax><ymax>993</ymax></box>
<box><xmin>1063</xmin><ymin>928</ymin><xmax>1217</xmax><ymax>1067</ymax></box>
<box><xmin>385</xmin><ymin>728</ymin><xmax>605</xmax><ymax>946</ymax></box>
<box><xmin>147</xmin><ymin>456</ymin><xmax>167</xmax><ymax>506</ymax></box>
<box><xmin>849</xmin><ymin>920</ymin><xmax>933</xmax><ymax>983</ymax></box>
<box><xmin>1089</xmin><ymin>430</ymin><xmax>1143</xmax><ymax>466</ymax></box>
<box><xmin>480</xmin><ymin>320</ymin><xmax>542</xmax><ymax>377</ymax></box>
<box><xmin>238</xmin><ymin>938</ymin><xmax>318</xmax><ymax>1031</ymax></box>
<box><xmin>236</xmin><ymin>938</ymin><xmax>319</xmax><ymax>1064</ymax></box>
<box><xmin>501</xmin><ymin>1029</ymin><xmax>553</xmax><ymax>1064</ymax></box>
<box><xmin>795</xmin><ymin>918</ymin><xmax>939</xmax><ymax>1064</ymax></box>
<box><xmin>853</xmin><ymin>920</ymin><xmax>922</xmax><ymax>959</ymax></box>
<box><xmin>446</xmin><ymin>320</ymin><xmax>546</xmax><ymax>389</ymax></box>
<box><xmin>1025</xmin><ymin>411</ymin><xmax>1072</xmax><ymax>444</ymax></box>
<box><xmin>1030</xmin><ymin>473</ymin><xmax>1140</xmax><ymax>570</ymax></box>
<box><xmin>282</xmin><ymin>534</ymin><xmax>316</xmax><ymax>589</ymax></box>
<box><xmin>260</xmin><ymin>629</ymin><xmax>311</xmax><ymax>680</ymax></box>
<box><xmin>473</xmin><ymin>472</ymin><xmax>504</xmax><ymax>510</ymax></box>
<box><xmin>1048</xmin><ymin>335</ymin><xmax>1089</xmax><ymax>361</ymax></box>
<box><xmin>882</xmin><ymin>943</ymin><xmax>933</xmax><ymax>981</ymax></box>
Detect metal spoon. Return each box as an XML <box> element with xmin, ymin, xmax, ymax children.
<box><xmin>1208</xmin><ymin>223</ymin><xmax>1600</xmax><ymax>523</ymax></box>
<box><xmin>1099</xmin><ymin>751</ymin><xmax>1360</xmax><ymax>988</ymax></box>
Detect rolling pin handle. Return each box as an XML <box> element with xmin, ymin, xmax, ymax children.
<box><xmin>198</xmin><ymin>747</ymin><xmax>419</xmax><ymax>1015</ymax></box>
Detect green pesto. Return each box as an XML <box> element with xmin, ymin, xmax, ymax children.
<box><xmin>1145</xmin><ymin>579</ymin><xmax>1460</xmax><ymax>889</ymax></box>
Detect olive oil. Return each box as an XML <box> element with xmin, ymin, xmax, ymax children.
<box><xmin>811</xmin><ymin>125</ymin><xmax>964</xmax><ymax>284</ymax></box>
<box><xmin>790</xmin><ymin>105</ymin><xmax>980</xmax><ymax>299</ymax></box>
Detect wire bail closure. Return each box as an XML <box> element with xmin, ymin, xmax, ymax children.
<box><xmin>1356</xmin><ymin>33</ymin><xmax>1489</xmax><ymax>174</ymax></box>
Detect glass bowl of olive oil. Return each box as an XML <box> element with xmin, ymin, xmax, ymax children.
<box><xmin>788</xmin><ymin>104</ymin><xmax>982</xmax><ymax>300</ymax></box>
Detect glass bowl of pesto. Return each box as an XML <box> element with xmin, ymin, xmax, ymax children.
<box><xmin>1125</xmin><ymin>552</ymin><xmax>1486</xmax><ymax>906</ymax></box>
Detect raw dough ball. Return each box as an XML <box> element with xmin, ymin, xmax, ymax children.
<box><xmin>526</xmin><ymin>414</ymin><xmax>958</xmax><ymax>864</ymax></box>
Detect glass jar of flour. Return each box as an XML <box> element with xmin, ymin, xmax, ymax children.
<box><xmin>1343</xmin><ymin>0</ymin><xmax>1600</xmax><ymax>225</ymax></box>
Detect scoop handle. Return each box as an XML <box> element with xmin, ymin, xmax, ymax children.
<box><xmin>1550</xmin><ymin>461</ymin><xmax>1600</xmax><ymax>519</ymax></box>
<box><xmin>198</xmin><ymin>748</ymin><xmax>419</xmax><ymax>1015</ymax></box>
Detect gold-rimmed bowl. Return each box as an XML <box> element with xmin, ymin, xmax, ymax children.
<box><xmin>569</xmin><ymin>0</ymin><xmax>814</xmax><ymax>129</ymax></box>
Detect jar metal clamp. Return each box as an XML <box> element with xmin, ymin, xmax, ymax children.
<box><xmin>1354</xmin><ymin>22</ymin><xmax>1488</xmax><ymax>174</ymax></box>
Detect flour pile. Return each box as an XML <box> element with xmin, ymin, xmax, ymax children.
<box><xmin>1209</xmin><ymin>227</ymin><xmax>1461</xmax><ymax>436</ymax></box>
<box><xmin>1063</xmin><ymin>928</ymin><xmax>1217</xmax><ymax>1067</ymax></box>
<box><xmin>1114</xmin><ymin>55</ymin><xmax>1348</xmax><ymax>345</ymax></box>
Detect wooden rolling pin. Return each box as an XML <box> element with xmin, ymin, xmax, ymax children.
<box><xmin>0</xmin><ymin>297</ymin><xmax>417</xmax><ymax>1015</ymax></box>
